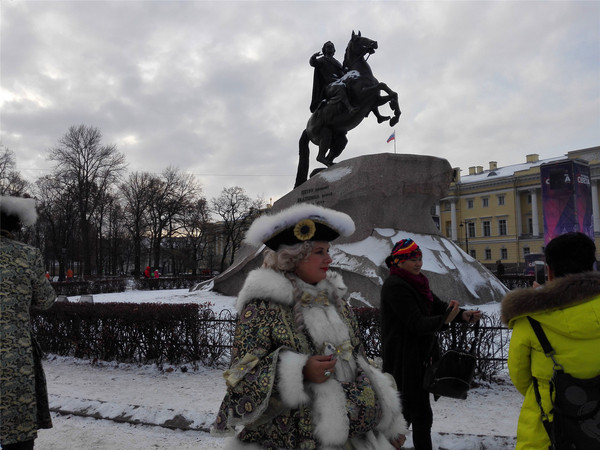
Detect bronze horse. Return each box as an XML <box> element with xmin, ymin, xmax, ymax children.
<box><xmin>295</xmin><ymin>31</ymin><xmax>400</xmax><ymax>188</ymax></box>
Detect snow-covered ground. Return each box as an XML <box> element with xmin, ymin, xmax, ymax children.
<box><xmin>34</xmin><ymin>287</ymin><xmax>520</xmax><ymax>449</ymax></box>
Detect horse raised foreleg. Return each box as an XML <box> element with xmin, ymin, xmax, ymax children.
<box><xmin>388</xmin><ymin>96</ymin><xmax>401</xmax><ymax>126</ymax></box>
<box><xmin>294</xmin><ymin>130</ymin><xmax>311</xmax><ymax>188</ymax></box>
<box><xmin>370</xmin><ymin>106</ymin><xmax>391</xmax><ymax>124</ymax></box>
<box><xmin>376</xmin><ymin>83</ymin><xmax>401</xmax><ymax>126</ymax></box>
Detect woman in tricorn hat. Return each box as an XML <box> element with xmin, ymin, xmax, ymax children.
<box><xmin>212</xmin><ymin>203</ymin><xmax>408</xmax><ymax>449</ymax></box>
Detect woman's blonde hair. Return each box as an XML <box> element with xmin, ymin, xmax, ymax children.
<box><xmin>262</xmin><ymin>241</ymin><xmax>314</xmax><ymax>272</ymax></box>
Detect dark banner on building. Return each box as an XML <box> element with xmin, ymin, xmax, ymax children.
<box><xmin>540</xmin><ymin>159</ymin><xmax>594</xmax><ymax>244</ymax></box>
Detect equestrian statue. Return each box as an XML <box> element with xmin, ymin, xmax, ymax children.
<box><xmin>294</xmin><ymin>31</ymin><xmax>401</xmax><ymax>188</ymax></box>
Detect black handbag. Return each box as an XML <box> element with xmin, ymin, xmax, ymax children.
<box><xmin>423</xmin><ymin>309</ymin><xmax>479</xmax><ymax>400</ymax></box>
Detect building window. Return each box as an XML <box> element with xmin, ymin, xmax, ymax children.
<box><xmin>445</xmin><ymin>221</ymin><xmax>452</xmax><ymax>238</ymax></box>
<box><xmin>523</xmin><ymin>247</ymin><xmax>530</xmax><ymax>256</ymax></box>
<box><xmin>467</xmin><ymin>221</ymin><xmax>476</xmax><ymax>238</ymax></box>
<box><xmin>482</xmin><ymin>198</ymin><xmax>489</xmax><ymax>208</ymax></box>
<box><xmin>498</xmin><ymin>195</ymin><xmax>505</xmax><ymax>206</ymax></box>
<box><xmin>483</xmin><ymin>221</ymin><xmax>491</xmax><ymax>237</ymax></box>
<box><xmin>499</xmin><ymin>219</ymin><xmax>507</xmax><ymax>236</ymax></box>
<box><xmin>527</xmin><ymin>194</ymin><xmax>532</xmax><ymax>204</ymax></box>
<box><xmin>485</xmin><ymin>248</ymin><xmax>492</xmax><ymax>260</ymax></box>
<box><xmin>467</xmin><ymin>199</ymin><xmax>474</xmax><ymax>209</ymax></box>
<box><xmin>501</xmin><ymin>248</ymin><xmax>508</xmax><ymax>260</ymax></box>
<box><xmin>469</xmin><ymin>249</ymin><xmax>476</xmax><ymax>259</ymax></box>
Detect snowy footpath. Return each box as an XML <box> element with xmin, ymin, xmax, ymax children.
<box><xmin>35</xmin><ymin>355</ymin><xmax>521</xmax><ymax>450</ymax></box>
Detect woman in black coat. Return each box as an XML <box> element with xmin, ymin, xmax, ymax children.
<box><xmin>380</xmin><ymin>238</ymin><xmax>481</xmax><ymax>450</ymax></box>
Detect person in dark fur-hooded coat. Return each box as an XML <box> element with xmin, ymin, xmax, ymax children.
<box><xmin>501</xmin><ymin>232</ymin><xmax>600</xmax><ymax>450</ymax></box>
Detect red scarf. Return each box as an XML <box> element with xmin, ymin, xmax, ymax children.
<box><xmin>390</xmin><ymin>266</ymin><xmax>434</xmax><ymax>313</ymax></box>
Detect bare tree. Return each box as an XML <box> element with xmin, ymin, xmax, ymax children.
<box><xmin>49</xmin><ymin>125</ymin><xmax>126</xmax><ymax>278</ymax></box>
<box><xmin>146</xmin><ymin>167</ymin><xmax>200</xmax><ymax>273</ymax></box>
<box><xmin>120</xmin><ymin>172</ymin><xmax>156</xmax><ymax>277</ymax></box>
<box><xmin>93</xmin><ymin>189</ymin><xmax>126</xmax><ymax>276</ymax></box>
<box><xmin>35</xmin><ymin>174</ymin><xmax>79</xmax><ymax>280</ymax></box>
<box><xmin>0</xmin><ymin>146</ymin><xmax>29</xmax><ymax>195</ymax></box>
<box><xmin>211</xmin><ymin>186</ymin><xmax>263</xmax><ymax>272</ymax></box>
<box><xmin>180</xmin><ymin>197</ymin><xmax>210</xmax><ymax>275</ymax></box>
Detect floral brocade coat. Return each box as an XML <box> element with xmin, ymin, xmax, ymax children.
<box><xmin>211</xmin><ymin>268</ymin><xmax>407</xmax><ymax>449</ymax></box>
<box><xmin>1</xmin><ymin>236</ymin><xmax>56</xmax><ymax>446</ymax></box>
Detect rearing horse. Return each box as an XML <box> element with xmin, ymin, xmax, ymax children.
<box><xmin>294</xmin><ymin>31</ymin><xmax>401</xmax><ymax>188</ymax></box>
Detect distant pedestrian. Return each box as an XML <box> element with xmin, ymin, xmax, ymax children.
<box><xmin>66</xmin><ymin>268</ymin><xmax>74</xmax><ymax>281</ymax></box>
<box><xmin>45</xmin><ymin>271</ymin><xmax>50</xmax><ymax>280</ymax></box>
<box><xmin>496</xmin><ymin>260</ymin><xmax>505</xmax><ymax>276</ymax></box>
<box><xmin>1</xmin><ymin>196</ymin><xmax>56</xmax><ymax>449</ymax></box>
<box><xmin>143</xmin><ymin>266</ymin><xmax>151</xmax><ymax>278</ymax></box>
<box><xmin>153</xmin><ymin>269</ymin><xmax>159</xmax><ymax>279</ymax></box>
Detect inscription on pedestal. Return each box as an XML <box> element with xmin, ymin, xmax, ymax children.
<box><xmin>296</xmin><ymin>185</ymin><xmax>332</xmax><ymax>205</ymax></box>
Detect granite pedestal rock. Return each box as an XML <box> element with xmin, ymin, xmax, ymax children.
<box><xmin>196</xmin><ymin>154</ymin><xmax>508</xmax><ymax>306</ymax></box>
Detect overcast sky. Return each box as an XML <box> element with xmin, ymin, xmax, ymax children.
<box><xmin>2</xmin><ymin>1</ymin><xmax>598</xmax><ymax>203</ymax></box>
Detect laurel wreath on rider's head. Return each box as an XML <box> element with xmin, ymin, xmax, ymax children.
<box><xmin>293</xmin><ymin>219</ymin><xmax>316</xmax><ymax>241</ymax></box>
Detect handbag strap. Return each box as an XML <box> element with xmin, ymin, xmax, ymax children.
<box><xmin>424</xmin><ymin>307</ymin><xmax>453</xmax><ymax>362</ymax></box>
<box><xmin>527</xmin><ymin>316</ymin><xmax>561</xmax><ymax>444</ymax></box>
<box><xmin>527</xmin><ymin>316</ymin><xmax>554</xmax><ymax>356</ymax></box>
<box><xmin>526</xmin><ymin>316</ymin><xmax>563</xmax><ymax>370</ymax></box>
<box><xmin>468</xmin><ymin>321</ymin><xmax>480</xmax><ymax>355</ymax></box>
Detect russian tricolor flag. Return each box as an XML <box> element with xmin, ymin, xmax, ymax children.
<box><xmin>386</xmin><ymin>132</ymin><xmax>395</xmax><ymax>143</ymax></box>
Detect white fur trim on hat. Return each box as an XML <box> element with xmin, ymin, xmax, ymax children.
<box><xmin>0</xmin><ymin>196</ymin><xmax>38</xmax><ymax>226</ymax></box>
<box><xmin>244</xmin><ymin>203</ymin><xmax>355</xmax><ymax>248</ymax></box>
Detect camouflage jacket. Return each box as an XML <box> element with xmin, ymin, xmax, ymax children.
<box><xmin>1</xmin><ymin>236</ymin><xmax>56</xmax><ymax>445</ymax></box>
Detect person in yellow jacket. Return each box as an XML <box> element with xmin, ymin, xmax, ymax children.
<box><xmin>501</xmin><ymin>232</ymin><xmax>600</xmax><ymax>449</ymax></box>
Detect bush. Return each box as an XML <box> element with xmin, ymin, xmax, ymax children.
<box><xmin>32</xmin><ymin>302</ymin><xmax>207</xmax><ymax>365</ymax></box>
<box><xmin>32</xmin><ymin>303</ymin><xmax>509</xmax><ymax>377</ymax></box>
<box><xmin>50</xmin><ymin>276</ymin><xmax>212</xmax><ymax>296</ymax></box>
<box><xmin>51</xmin><ymin>279</ymin><xmax>127</xmax><ymax>296</ymax></box>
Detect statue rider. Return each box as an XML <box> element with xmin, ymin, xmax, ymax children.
<box><xmin>309</xmin><ymin>41</ymin><xmax>359</xmax><ymax>114</ymax></box>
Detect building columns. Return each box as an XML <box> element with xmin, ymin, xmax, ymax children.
<box><xmin>531</xmin><ymin>188</ymin><xmax>540</xmax><ymax>237</ymax></box>
<box><xmin>451</xmin><ymin>200</ymin><xmax>457</xmax><ymax>241</ymax></box>
<box><xmin>515</xmin><ymin>191</ymin><xmax>522</xmax><ymax>237</ymax></box>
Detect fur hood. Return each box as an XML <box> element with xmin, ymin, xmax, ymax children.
<box><xmin>236</xmin><ymin>267</ymin><xmax>347</xmax><ymax>314</ymax></box>
<box><xmin>501</xmin><ymin>271</ymin><xmax>600</xmax><ymax>325</ymax></box>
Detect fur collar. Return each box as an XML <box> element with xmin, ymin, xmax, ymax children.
<box><xmin>236</xmin><ymin>267</ymin><xmax>347</xmax><ymax>314</ymax></box>
<box><xmin>501</xmin><ymin>271</ymin><xmax>600</xmax><ymax>325</ymax></box>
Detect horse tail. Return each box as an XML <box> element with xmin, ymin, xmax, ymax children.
<box><xmin>295</xmin><ymin>130</ymin><xmax>310</xmax><ymax>188</ymax></box>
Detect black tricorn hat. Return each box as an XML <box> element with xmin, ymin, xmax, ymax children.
<box><xmin>245</xmin><ymin>203</ymin><xmax>355</xmax><ymax>251</ymax></box>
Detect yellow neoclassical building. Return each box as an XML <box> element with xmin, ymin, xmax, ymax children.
<box><xmin>439</xmin><ymin>145</ymin><xmax>600</xmax><ymax>273</ymax></box>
